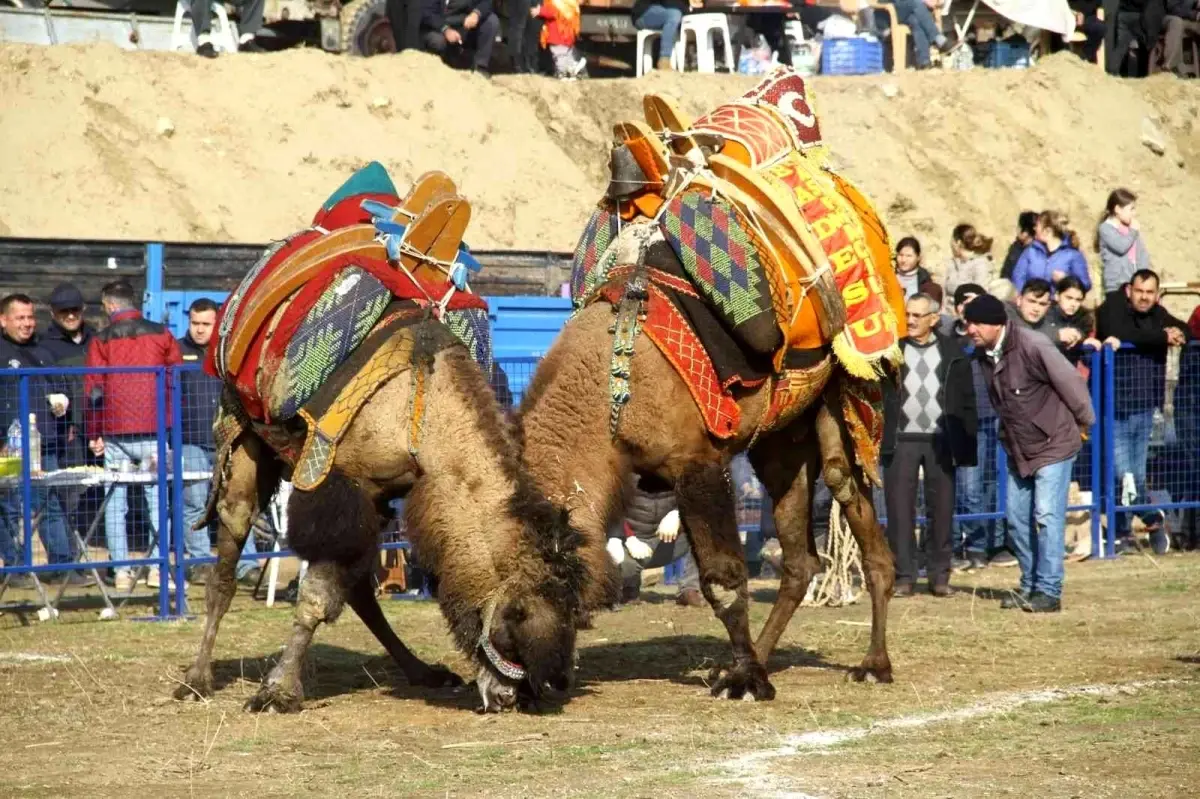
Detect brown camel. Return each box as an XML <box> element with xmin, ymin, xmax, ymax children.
<box><xmin>175</xmin><ymin>337</ymin><xmax>587</xmax><ymax>713</ymax></box>
<box><xmin>175</xmin><ymin>162</ymin><xmax>586</xmax><ymax>713</ymax></box>
<box><xmin>518</xmin><ymin>295</ymin><xmax>895</xmax><ymax>701</ymax></box>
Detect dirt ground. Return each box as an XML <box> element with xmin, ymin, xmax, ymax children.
<box><xmin>1</xmin><ymin>553</ymin><xmax>1197</xmax><ymax>798</ymax></box>
<box><xmin>1</xmin><ymin>44</ymin><xmax>1199</xmax><ymax>290</ymax></box>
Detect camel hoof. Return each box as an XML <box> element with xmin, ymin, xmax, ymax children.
<box><xmin>243</xmin><ymin>684</ymin><xmax>304</xmax><ymax>714</ymax></box>
<box><xmin>708</xmin><ymin>662</ymin><xmax>776</xmax><ymax>702</ymax></box>
<box><xmin>848</xmin><ymin>662</ymin><xmax>893</xmax><ymax>684</ymax></box>
<box><xmin>173</xmin><ymin>669</ymin><xmax>213</xmax><ymax>701</ymax></box>
<box><xmin>412</xmin><ymin>664</ymin><xmax>465</xmax><ymax>689</ymax></box>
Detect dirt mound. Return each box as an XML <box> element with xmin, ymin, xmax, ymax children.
<box><xmin>2</xmin><ymin>43</ymin><xmax>1198</xmax><ymax>288</ymax></box>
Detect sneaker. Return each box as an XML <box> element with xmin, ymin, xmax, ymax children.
<box><xmin>965</xmin><ymin>552</ymin><xmax>988</xmax><ymax>571</ymax></box>
<box><xmin>1024</xmin><ymin>591</ymin><xmax>1061</xmax><ymax>613</ymax></box>
<box><xmin>114</xmin><ymin>569</ymin><xmax>135</xmax><ymax>593</ymax></box>
<box><xmin>188</xmin><ymin>565</ymin><xmax>213</xmax><ymax>586</ymax></box>
<box><xmin>60</xmin><ymin>571</ymin><xmax>96</xmax><ymax>587</ymax></box>
<box><xmin>237</xmin><ymin>566</ymin><xmax>262</xmax><ymax>587</ymax></box>
<box><xmin>989</xmin><ymin>550</ymin><xmax>1019</xmax><ymax>567</ymax></box>
<box><xmin>656</xmin><ymin>56</ymin><xmax>672</xmax><ymax>71</ymax></box>
<box><xmin>675</xmin><ymin>588</ymin><xmax>704</xmax><ymax>607</ymax></box>
<box><xmin>196</xmin><ymin>42</ymin><xmax>218</xmax><ymax>58</ymax></box>
<box><xmin>146</xmin><ymin>568</ymin><xmax>188</xmax><ymax>591</ymax></box>
<box><xmin>999</xmin><ymin>589</ymin><xmax>1031</xmax><ymax>610</ymax></box>
<box><xmin>893</xmin><ymin>581</ymin><xmax>914</xmax><ymax>598</ymax></box>
<box><xmin>238</xmin><ymin>38</ymin><xmax>265</xmax><ymax>53</ymax></box>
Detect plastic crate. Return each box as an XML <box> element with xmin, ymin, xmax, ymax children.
<box><xmin>820</xmin><ymin>37</ymin><xmax>884</xmax><ymax>75</ymax></box>
<box><xmin>986</xmin><ymin>40</ymin><xmax>1031</xmax><ymax>69</ymax></box>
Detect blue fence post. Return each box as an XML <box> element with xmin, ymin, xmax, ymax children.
<box><xmin>144</xmin><ymin>243</ymin><xmax>166</xmax><ymax>325</ymax></box>
<box><xmin>996</xmin><ymin>438</ymin><xmax>1008</xmax><ymax>546</ymax></box>
<box><xmin>155</xmin><ymin>367</ymin><xmax>170</xmax><ymax>618</ymax></box>
<box><xmin>1102</xmin><ymin>345</ymin><xmax>1116</xmax><ymax>559</ymax></box>
<box><xmin>17</xmin><ymin>374</ymin><xmax>32</xmax><ymax>569</ymax></box>
<box><xmin>1088</xmin><ymin>348</ymin><xmax>1102</xmax><ymax>559</ymax></box>
<box><xmin>170</xmin><ymin>367</ymin><xmax>187</xmax><ymax>616</ymax></box>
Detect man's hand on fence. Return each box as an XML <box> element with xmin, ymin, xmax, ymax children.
<box><xmin>1166</xmin><ymin>327</ymin><xmax>1186</xmax><ymax>347</ymax></box>
<box><xmin>656</xmin><ymin>509</ymin><xmax>681</xmax><ymax>543</ymax></box>
<box><xmin>88</xmin><ymin>437</ymin><xmax>105</xmax><ymax>457</ymax></box>
<box><xmin>1103</xmin><ymin>336</ymin><xmax>1122</xmax><ymax>349</ymax></box>
<box><xmin>47</xmin><ymin>393</ymin><xmax>69</xmax><ymax>418</ymax></box>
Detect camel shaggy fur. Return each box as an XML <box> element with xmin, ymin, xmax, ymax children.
<box><xmin>518</xmin><ymin>250</ymin><xmax>897</xmax><ymax>702</ymax></box>
<box><xmin>175</xmin><ymin>333</ymin><xmax>586</xmax><ymax>713</ymax></box>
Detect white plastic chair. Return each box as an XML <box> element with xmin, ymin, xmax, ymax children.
<box><xmin>679</xmin><ymin>12</ymin><xmax>734</xmax><ymax>73</ymax></box>
<box><xmin>635</xmin><ymin>28</ymin><xmax>684</xmax><ymax>76</ymax></box>
<box><xmin>170</xmin><ymin>0</ymin><xmax>239</xmax><ymax>54</ymax></box>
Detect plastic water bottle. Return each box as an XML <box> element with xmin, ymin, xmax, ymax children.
<box><xmin>27</xmin><ymin>414</ymin><xmax>41</xmax><ymax>473</ymax></box>
<box><xmin>5</xmin><ymin>419</ymin><xmax>19</xmax><ymax>455</ymax></box>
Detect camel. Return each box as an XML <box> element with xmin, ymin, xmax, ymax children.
<box><xmin>174</xmin><ymin>164</ymin><xmax>586</xmax><ymax>713</ymax></box>
<box><xmin>517</xmin><ymin>71</ymin><xmax>906</xmax><ymax>701</ymax></box>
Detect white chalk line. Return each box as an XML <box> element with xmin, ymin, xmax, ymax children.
<box><xmin>0</xmin><ymin>652</ymin><xmax>71</xmax><ymax>664</ymax></box>
<box><xmin>718</xmin><ymin>678</ymin><xmax>1185</xmax><ymax>798</ymax></box>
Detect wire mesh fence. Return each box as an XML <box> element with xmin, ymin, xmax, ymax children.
<box><xmin>1</xmin><ymin>344</ymin><xmax>1196</xmax><ymax>619</ymax></box>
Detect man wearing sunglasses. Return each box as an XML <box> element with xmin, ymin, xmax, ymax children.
<box><xmin>881</xmin><ymin>293</ymin><xmax>978</xmax><ymax>598</ymax></box>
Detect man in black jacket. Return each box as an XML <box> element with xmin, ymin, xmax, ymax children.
<box><xmin>420</xmin><ymin>0</ymin><xmax>501</xmax><ymax>76</ymax></box>
<box><xmin>177</xmin><ymin>299</ymin><xmax>259</xmax><ymax>586</ymax></box>
<box><xmin>1000</xmin><ymin>211</ymin><xmax>1038</xmax><ymax>281</ymax></box>
<box><xmin>1096</xmin><ymin>269</ymin><xmax>1190</xmax><ymax>553</ymax></box>
<box><xmin>1106</xmin><ymin>0</ymin><xmax>1167</xmax><ymax>76</ymax></box>
<box><xmin>0</xmin><ymin>293</ymin><xmax>76</xmax><ymax>580</ymax></box>
<box><xmin>882</xmin><ymin>293</ymin><xmax>978</xmax><ymax>597</ymax></box>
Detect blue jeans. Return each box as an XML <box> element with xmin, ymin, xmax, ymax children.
<box><xmin>889</xmin><ymin>0</ymin><xmax>942</xmax><ymax>66</ymax></box>
<box><xmin>180</xmin><ymin>444</ymin><xmax>259</xmax><ymax>577</ymax></box>
<box><xmin>1112</xmin><ymin>409</ymin><xmax>1153</xmax><ymax>533</ymax></box>
<box><xmin>957</xmin><ymin>418</ymin><xmax>1000</xmax><ymax>554</ymax></box>
<box><xmin>0</xmin><ymin>452</ymin><xmax>72</xmax><ymax>567</ymax></box>
<box><xmin>103</xmin><ymin>437</ymin><xmax>161</xmax><ymax>569</ymax></box>
<box><xmin>634</xmin><ymin>5</ymin><xmax>684</xmax><ymax>64</ymax></box>
<box><xmin>1007</xmin><ymin>455</ymin><xmax>1075</xmax><ymax>599</ymax></box>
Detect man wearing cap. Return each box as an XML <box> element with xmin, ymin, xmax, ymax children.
<box><xmin>965</xmin><ymin>294</ymin><xmax>1095</xmax><ymax>613</ymax></box>
<box><xmin>40</xmin><ymin>283</ymin><xmax>102</xmax><ymax>563</ymax></box>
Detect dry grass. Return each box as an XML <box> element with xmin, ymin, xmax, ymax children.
<box><xmin>1</xmin><ymin>554</ymin><xmax>1197</xmax><ymax>798</ymax></box>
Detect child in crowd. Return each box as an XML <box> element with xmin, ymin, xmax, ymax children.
<box><xmin>1012</xmin><ymin>210</ymin><xmax>1091</xmax><ymax>294</ymax></box>
<box><xmin>943</xmin><ymin>223</ymin><xmax>994</xmax><ymax>311</ymax></box>
<box><xmin>535</xmin><ymin>0</ymin><xmax>588</xmax><ymax>78</ymax></box>
<box><xmin>1096</xmin><ymin>188</ymin><xmax>1152</xmax><ymax>293</ymax></box>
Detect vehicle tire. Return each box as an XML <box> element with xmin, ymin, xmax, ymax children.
<box><xmin>340</xmin><ymin>0</ymin><xmax>395</xmax><ymax>56</ymax></box>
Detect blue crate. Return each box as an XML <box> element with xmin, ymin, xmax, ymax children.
<box><xmin>986</xmin><ymin>40</ymin><xmax>1032</xmax><ymax>69</ymax></box>
<box><xmin>820</xmin><ymin>37</ymin><xmax>884</xmax><ymax>76</ymax></box>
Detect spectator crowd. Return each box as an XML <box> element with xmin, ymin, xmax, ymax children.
<box><xmin>3</xmin><ymin>189</ymin><xmax>1199</xmax><ymax>617</ymax></box>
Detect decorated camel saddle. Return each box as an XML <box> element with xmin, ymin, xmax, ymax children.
<box><xmin>570</xmin><ymin>67</ymin><xmax>905</xmax><ymax>469</ymax></box>
<box><xmin>206</xmin><ymin>162</ymin><xmax>493</xmax><ymax>491</ymax></box>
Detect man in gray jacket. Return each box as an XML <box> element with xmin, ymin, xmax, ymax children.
<box><xmin>965</xmin><ymin>295</ymin><xmax>1096</xmax><ymax>613</ymax></box>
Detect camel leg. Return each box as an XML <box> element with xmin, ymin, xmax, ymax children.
<box><xmin>245</xmin><ymin>561</ymin><xmax>344</xmax><ymax>713</ymax></box>
<box><xmin>342</xmin><ymin>570</ymin><xmax>463</xmax><ymax>688</ymax></box>
<box><xmin>175</xmin><ymin>434</ymin><xmax>277</xmax><ymax>700</ymax></box>
<box><xmin>815</xmin><ymin>403</ymin><xmax>894</xmax><ymax>684</ymax></box>
<box><xmin>748</xmin><ymin>426</ymin><xmax>822</xmax><ymax>663</ymax></box>
<box><xmin>676</xmin><ymin>462</ymin><xmax>774</xmax><ymax>701</ymax></box>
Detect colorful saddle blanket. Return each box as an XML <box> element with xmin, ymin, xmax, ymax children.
<box><xmin>206</xmin><ymin>162</ymin><xmax>489</xmax><ymax>424</ymax></box>
<box><xmin>575</xmin><ymin>68</ymin><xmax>906</xmax><ymax>381</ymax></box>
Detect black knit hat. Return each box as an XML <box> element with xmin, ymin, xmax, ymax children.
<box><xmin>962</xmin><ymin>293</ymin><xmax>1007</xmax><ymax>325</ymax></box>
<box><xmin>954</xmin><ymin>283</ymin><xmax>986</xmax><ymax>307</ymax></box>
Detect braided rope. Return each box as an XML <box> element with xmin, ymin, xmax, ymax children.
<box><xmin>801</xmin><ymin>500</ymin><xmax>864</xmax><ymax>608</ymax></box>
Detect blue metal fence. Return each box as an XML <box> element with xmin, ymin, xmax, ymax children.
<box><xmin>2</xmin><ymin>345</ymin><xmax>1197</xmax><ymax>619</ymax></box>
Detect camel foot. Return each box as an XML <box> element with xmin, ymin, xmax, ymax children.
<box><xmin>409</xmin><ymin>663</ymin><xmax>464</xmax><ymax>689</ymax></box>
<box><xmin>244</xmin><ymin>682</ymin><xmax>304</xmax><ymax>713</ymax></box>
<box><xmin>708</xmin><ymin>661</ymin><xmax>776</xmax><ymax>702</ymax></box>
<box><xmin>173</xmin><ymin>667</ymin><xmax>214</xmax><ymax>701</ymax></box>
<box><xmin>848</xmin><ymin>656</ymin><xmax>893</xmax><ymax>684</ymax></box>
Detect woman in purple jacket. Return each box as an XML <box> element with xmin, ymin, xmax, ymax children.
<box><xmin>1012</xmin><ymin>211</ymin><xmax>1092</xmax><ymax>295</ymax></box>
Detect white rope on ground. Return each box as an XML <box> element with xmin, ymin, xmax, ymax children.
<box><xmin>800</xmin><ymin>500</ymin><xmax>864</xmax><ymax>608</ymax></box>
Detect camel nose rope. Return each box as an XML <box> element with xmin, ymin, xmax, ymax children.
<box><xmin>478</xmin><ymin>593</ymin><xmax>528</xmax><ymax>682</ymax></box>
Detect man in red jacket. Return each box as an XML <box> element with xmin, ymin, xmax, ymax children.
<box><xmin>84</xmin><ymin>280</ymin><xmax>182</xmax><ymax>593</ymax></box>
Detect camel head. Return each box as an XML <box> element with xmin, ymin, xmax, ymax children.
<box><xmin>474</xmin><ymin>487</ymin><xmax>586</xmax><ymax>712</ymax></box>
